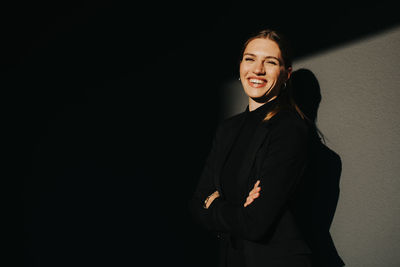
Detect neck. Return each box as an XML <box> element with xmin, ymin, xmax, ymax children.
<box><xmin>248</xmin><ymin>95</ymin><xmax>277</xmax><ymax>112</ymax></box>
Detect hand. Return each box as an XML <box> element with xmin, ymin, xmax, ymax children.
<box><xmin>244</xmin><ymin>180</ymin><xmax>261</xmax><ymax>207</ymax></box>
<box><xmin>204</xmin><ymin>191</ymin><xmax>220</xmax><ymax>209</ymax></box>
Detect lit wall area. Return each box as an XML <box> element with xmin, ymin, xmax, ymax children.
<box><xmin>221</xmin><ymin>25</ymin><xmax>400</xmax><ymax>267</ymax></box>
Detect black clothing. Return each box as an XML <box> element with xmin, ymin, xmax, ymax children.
<box><xmin>220</xmin><ymin>101</ymin><xmax>277</xmax><ymax>266</ymax></box>
<box><xmin>221</xmin><ymin>101</ymin><xmax>275</xmax><ymax>204</ymax></box>
<box><xmin>190</xmin><ymin>100</ymin><xmax>312</xmax><ymax>267</ymax></box>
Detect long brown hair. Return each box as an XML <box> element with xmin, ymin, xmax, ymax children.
<box><xmin>240</xmin><ymin>29</ymin><xmax>308</xmax><ymax>122</ymax></box>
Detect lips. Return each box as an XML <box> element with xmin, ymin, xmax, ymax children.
<box><xmin>247</xmin><ymin>77</ymin><xmax>267</xmax><ymax>88</ymax></box>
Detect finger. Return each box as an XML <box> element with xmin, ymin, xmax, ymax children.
<box><xmin>249</xmin><ymin>194</ymin><xmax>258</xmax><ymax>201</ymax></box>
<box><xmin>248</xmin><ymin>181</ymin><xmax>261</xmax><ymax>195</ymax></box>
<box><xmin>244</xmin><ymin>198</ymin><xmax>253</xmax><ymax>207</ymax></box>
<box><xmin>244</xmin><ymin>195</ymin><xmax>257</xmax><ymax>207</ymax></box>
<box><xmin>247</xmin><ymin>194</ymin><xmax>259</xmax><ymax>204</ymax></box>
<box><xmin>249</xmin><ymin>188</ymin><xmax>261</xmax><ymax>197</ymax></box>
<box><xmin>252</xmin><ymin>185</ymin><xmax>261</xmax><ymax>191</ymax></box>
<box><xmin>249</xmin><ymin>186</ymin><xmax>261</xmax><ymax>195</ymax></box>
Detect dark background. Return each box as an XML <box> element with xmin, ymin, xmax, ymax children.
<box><xmin>16</xmin><ymin>1</ymin><xmax>399</xmax><ymax>266</ymax></box>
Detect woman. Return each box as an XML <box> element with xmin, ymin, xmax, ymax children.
<box><xmin>190</xmin><ymin>29</ymin><xmax>313</xmax><ymax>267</ymax></box>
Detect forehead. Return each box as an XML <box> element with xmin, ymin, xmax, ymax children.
<box><xmin>244</xmin><ymin>38</ymin><xmax>282</xmax><ymax>58</ymax></box>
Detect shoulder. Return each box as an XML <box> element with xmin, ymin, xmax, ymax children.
<box><xmin>267</xmin><ymin>109</ymin><xmax>309</xmax><ymax>136</ymax></box>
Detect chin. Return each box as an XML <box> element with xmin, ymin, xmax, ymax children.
<box><xmin>245</xmin><ymin>88</ymin><xmax>269</xmax><ymax>99</ymax></box>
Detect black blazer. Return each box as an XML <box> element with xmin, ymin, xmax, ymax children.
<box><xmin>190</xmin><ymin>108</ymin><xmax>312</xmax><ymax>267</ymax></box>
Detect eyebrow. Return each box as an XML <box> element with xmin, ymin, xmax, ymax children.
<box><xmin>243</xmin><ymin>53</ymin><xmax>281</xmax><ymax>62</ymax></box>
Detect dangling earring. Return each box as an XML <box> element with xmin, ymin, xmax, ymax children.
<box><xmin>238</xmin><ymin>77</ymin><xmax>241</xmax><ymax>81</ymax></box>
<box><xmin>283</xmin><ymin>82</ymin><xmax>287</xmax><ymax>89</ymax></box>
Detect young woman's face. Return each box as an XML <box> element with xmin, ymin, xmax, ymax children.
<box><xmin>239</xmin><ymin>38</ymin><xmax>291</xmax><ymax>103</ymax></box>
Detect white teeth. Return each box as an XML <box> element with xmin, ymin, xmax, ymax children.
<box><xmin>250</xmin><ymin>79</ymin><xmax>266</xmax><ymax>84</ymax></box>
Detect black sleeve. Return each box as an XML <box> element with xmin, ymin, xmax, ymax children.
<box><xmin>188</xmin><ymin>123</ymin><xmax>225</xmax><ymax>232</ymax></box>
<box><xmin>211</xmin><ymin>116</ymin><xmax>309</xmax><ymax>241</ymax></box>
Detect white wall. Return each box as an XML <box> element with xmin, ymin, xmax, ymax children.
<box><xmin>222</xmin><ymin>25</ymin><xmax>400</xmax><ymax>267</ymax></box>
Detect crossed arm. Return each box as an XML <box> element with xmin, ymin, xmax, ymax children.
<box><xmin>204</xmin><ymin>180</ymin><xmax>261</xmax><ymax>209</ymax></box>
<box><xmin>190</xmin><ymin>115</ymin><xmax>308</xmax><ymax>241</ymax></box>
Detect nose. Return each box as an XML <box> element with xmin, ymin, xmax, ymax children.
<box><xmin>253</xmin><ymin>61</ymin><xmax>265</xmax><ymax>75</ymax></box>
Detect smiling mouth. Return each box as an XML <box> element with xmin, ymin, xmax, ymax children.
<box><xmin>248</xmin><ymin>78</ymin><xmax>267</xmax><ymax>88</ymax></box>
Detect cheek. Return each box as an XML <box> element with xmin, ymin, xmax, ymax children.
<box><xmin>266</xmin><ymin>68</ymin><xmax>284</xmax><ymax>80</ymax></box>
<box><xmin>239</xmin><ymin>64</ymin><xmax>247</xmax><ymax>76</ymax></box>
<box><xmin>240</xmin><ymin>61</ymin><xmax>255</xmax><ymax>74</ymax></box>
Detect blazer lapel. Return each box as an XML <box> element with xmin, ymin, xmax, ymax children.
<box><xmin>214</xmin><ymin>113</ymin><xmax>272</xmax><ymax>198</ymax></box>
<box><xmin>236</xmin><ymin>121</ymin><xmax>272</xmax><ymax>197</ymax></box>
<box><xmin>214</xmin><ymin>113</ymin><xmax>247</xmax><ymax>197</ymax></box>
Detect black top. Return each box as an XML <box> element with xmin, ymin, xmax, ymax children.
<box><xmin>219</xmin><ymin>100</ymin><xmax>277</xmax><ymax>266</ymax></box>
<box><xmin>221</xmin><ymin>99</ymin><xmax>276</xmax><ymax>204</ymax></box>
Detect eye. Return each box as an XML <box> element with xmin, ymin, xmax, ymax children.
<box><xmin>266</xmin><ymin>61</ymin><xmax>277</xmax><ymax>65</ymax></box>
<box><xmin>244</xmin><ymin>57</ymin><xmax>254</xmax><ymax>61</ymax></box>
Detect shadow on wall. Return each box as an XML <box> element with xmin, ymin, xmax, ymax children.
<box><xmin>290</xmin><ymin>69</ymin><xmax>346</xmax><ymax>267</ymax></box>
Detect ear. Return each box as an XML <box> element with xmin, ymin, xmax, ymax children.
<box><xmin>286</xmin><ymin>66</ymin><xmax>293</xmax><ymax>80</ymax></box>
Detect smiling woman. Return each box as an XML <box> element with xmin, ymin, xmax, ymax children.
<box><xmin>190</xmin><ymin>29</ymin><xmax>316</xmax><ymax>267</ymax></box>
